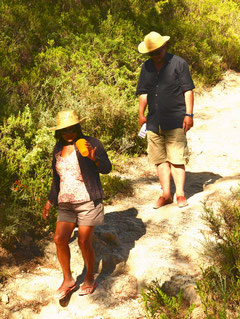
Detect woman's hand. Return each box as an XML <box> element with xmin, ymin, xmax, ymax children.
<box><xmin>42</xmin><ymin>200</ymin><xmax>52</xmax><ymax>220</ymax></box>
<box><xmin>85</xmin><ymin>141</ymin><xmax>99</xmax><ymax>165</ymax></box>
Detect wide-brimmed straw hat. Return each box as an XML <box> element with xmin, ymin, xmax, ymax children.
<box><xmin>50</xmin><ymin>110</ymin><xmax>80</xmax><ymax>131</ymax></box>
<box><xmin>138</xmin><ymin>31</ymin><xmax>170</xmax><ymax>54</ymax></box>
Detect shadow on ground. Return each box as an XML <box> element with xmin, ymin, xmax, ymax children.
<box><xmin>69</xmin><ymin>207</ymin><xmax>146</xmax><ymax>285</ymax></box>
<box><xmin>172</xmin><ymin>171</ymin><xmax>222</xmax><ymax>198</ymax></box>
<box><xmin>95</xmin><ymin>207</ymin><xmax>146</xmax><ymax>282</ymax></box>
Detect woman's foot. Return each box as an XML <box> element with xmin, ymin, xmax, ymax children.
<box><xmin>79</xmin><ymin>279</ymin><xmax>97</xmax><ymax>296</ymax></box>
<box><xmin>55</xmin><ymin>278</ymin><xmax>76</xmax><ymax>300</ymax></box>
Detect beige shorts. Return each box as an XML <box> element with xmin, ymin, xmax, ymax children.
<box><xmin>57</xmin><ymin>200</ymin><xmax>104</xmax><ymax>226</ymax></box>
<box><xmin>147</xmin><ymin>128</ymin><xmax>188</xmax><ymax>165</ymax></box>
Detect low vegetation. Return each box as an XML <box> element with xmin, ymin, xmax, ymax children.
<box><xmin>141</xmin><ymin>187</ymin><xmax>240</xmax><ymax>318</ymax></box>
<box><xmin>141</xmin><ymin>279</ymin><xmax>195</xmax><ymax>319</ymax></box>
<box><xmin>196</xmin><ymin>188</ymin><xmax>240</xmax><ymax>318</ymax></box>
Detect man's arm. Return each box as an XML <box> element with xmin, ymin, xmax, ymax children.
<box><xmin>138</xmin><ymin>94</ymin><xmax>148</xmax><ymax>126</ymax></box>
<box><xmin>183</xmin><ymin>90</ymin><xmax>194</xmax><ymax>133</ymax></box>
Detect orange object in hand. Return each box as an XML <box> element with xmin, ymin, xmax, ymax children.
<box><xmin>76</xmin><ymin>139</ymin><xmax>89</xmax><ymax>157</ymax></box>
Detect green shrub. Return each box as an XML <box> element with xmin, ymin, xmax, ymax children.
<box><xmin>141</xmin><ymin>279</ymin><xmax>195</xmax><ymax>319</ymax></box>
<box><xmin>101</xmin><ymin>174</ymin><xmax>133</xmax><ymax>204</ymax></box>
<box><xmin>197</xmin><ymin>187</ymin><xmax>240</xmax><ymax>317</ymax></box>
<box><xmin>0</xmin><ymin>107</ymin><xmax>55</xmax><ymax>248</ymax></box>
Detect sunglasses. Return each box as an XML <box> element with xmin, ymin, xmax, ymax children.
<box><xmin>61</xmin><ymin>126</ymin><xmax>77</xmax><ymax>134</ymax></box>
<box><xmin>148</xmin><ymin>45</ymin><xmax>166</xmax><ymax>57</ymax></box>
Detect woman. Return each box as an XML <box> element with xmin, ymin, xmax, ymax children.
<box><xmin>42</xmin><ymin>109</ymin><xmax>112</xmax><ymax>299</ymax></box>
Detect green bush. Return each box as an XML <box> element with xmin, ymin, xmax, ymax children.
<box><xmin>197</xmin><ymin>187</ymin><xmax>240</xmax><ymax>318</ymax></box>
<box><xmin>141</xmin><ymin>279</ymin><xmax>195</xmax><ymax>319</ymax></box>
<box><xmin>101</xmin><ymin>174</ymin><xmax>133</xmax><ymax>204</ymax></box>
<box><xmin>0</xmin><ymin>107</ymin><xmax>55</xmax><ymax>248</ymax></box>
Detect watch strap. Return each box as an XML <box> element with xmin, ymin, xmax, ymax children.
<box><xmin>185</xmin><ymin>113</ymin><xmax>194</xmax><ymax>118</ymax></box>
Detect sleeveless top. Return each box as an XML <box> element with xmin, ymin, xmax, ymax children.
<box><xmin>56</xmin><ymin>149</ymin><xmax>90</xmax><ymax>203</ymax></box>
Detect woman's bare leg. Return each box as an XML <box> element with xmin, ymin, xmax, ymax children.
<box><xmin>54</xmin><ymin>221</ymin><xmax>76</xmax><ymax>294</ymax></box>
<box><xmin>78</xmin><ymin>225</ymin><xmax>95</xmax><ymax>288</ymax></box>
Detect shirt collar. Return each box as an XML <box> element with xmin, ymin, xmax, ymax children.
<box><xmin>148</xmin><ymin>52</ymin><xmax>172</xmax><ymax>70</ymax></box>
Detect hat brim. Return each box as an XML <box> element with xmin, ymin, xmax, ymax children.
<box><xmin>138</xmin><ymin>36</ymin><xmax>170</xmax><ymax>54</ymax></box>
<box><xmin>49</xmin><ymin>120</ymin><xmax>80</xmax><ymax>131</ymax></box>
<box><xmin>49</xmin><ymin>116</ymin><xmax>87</xmax><ymax>131</ymax></box>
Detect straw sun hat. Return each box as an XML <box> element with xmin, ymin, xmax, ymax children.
<box><xmin>50</xmin><ymin>109</ymin><xmax>81</xmax><ymax>131</ymax></box>
<box><xmin>138</xmin><ymin>31</ymin><xmax>170</xmax><ymax>54</ymax></box>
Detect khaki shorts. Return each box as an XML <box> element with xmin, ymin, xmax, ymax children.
<box><xmin>147</xmin><ymin>128</ymin><xmax>188</xmax><ymax>165</ymax></box>
<box><xmin>57</xmin><ymin>200</ymin><xmax>104</xmax><ymax>226</ymax></box>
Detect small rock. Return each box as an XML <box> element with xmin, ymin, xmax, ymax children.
<box><xmin>182</xmin><ymin>283</ymin><xmax>201</xmax><ymax>306</ymax></box>
<box><xmin>1</xmin><ymin>293</ymin><xmax>9</xmax><ymax>304</ymax></box>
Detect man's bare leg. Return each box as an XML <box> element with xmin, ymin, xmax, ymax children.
<box><xmin>171</xmin><ymin>164</ymin><xmax>187</xmax><ymax>207</ymax></box>
<box><xmin>157</xmin><ymin>162</ymin><xmax>172</xmax><ymax>198</ymax></box>
<box><xmin>171</xmin><ymin>164</ymin><xmax>185</xmax><ymax>197</ymax></box>
<box><xmin>154</xmin><ymin>162</ymin><xmax>173</xmax><ymax>208</ymax></box>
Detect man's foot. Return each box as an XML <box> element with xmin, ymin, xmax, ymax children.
<box><xmin>153</xmin><ymin>196</ymin><xmax>173</xmax><ymax>209</ymax></box>
<box><xmin>79</xmin><ymin>281</ymin><xmax>97</xmax><ymax>296</ymax></box>
<box><xmin>177</xmin><ymin>196</ymin><xmax>188</xmax><ymax>208</ymax></box>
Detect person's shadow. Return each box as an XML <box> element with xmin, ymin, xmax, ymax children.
<box><xmin>170</xmin><ymin>171</ymin><xmax>222</xmax><ymax>198</ymax></box>
<box><xmin>71</xmin><ymin>207</ymin><xmax>145</xmax><ymax>288</ymax></box>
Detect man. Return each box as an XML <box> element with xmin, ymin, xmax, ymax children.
<box><xmin>136</xmin><ymin>31</ymin><xmax>195</xmax><ymax>208</ymax></box>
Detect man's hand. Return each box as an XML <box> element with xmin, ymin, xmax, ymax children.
<box><xmin>139</xmin><ymin>115</ymin><xmax>147</xmax><ymax>126</ymax></box>
<box><xmin>42</xmin><ymin>200</ymin><xmax>52</xmax><ymax>220</ymax></box>
<box><xmin>183</xmin><ymin>116</ymin><xmax>193</xmax><ymax>133</ymax></box>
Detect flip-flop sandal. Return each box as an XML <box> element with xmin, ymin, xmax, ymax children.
<box><xmin>79</xmin><ymin>282</ymin><xmax>98</xmax><ymax>296</ymax></box>
<box><xmin>55</xmin><ymin>284</ymin><xmax>77</xmax><ymax>300</ymax></box>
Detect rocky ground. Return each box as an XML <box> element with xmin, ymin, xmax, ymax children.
<box><xmin>1</xmin><ymin>70</ymin><xmax>240</xmax><ymax>319</ymax></box>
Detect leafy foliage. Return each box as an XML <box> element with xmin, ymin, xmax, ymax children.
<box><xmin>0</xmin><ymin>107</ymin><xmax>56</xmax><ymax>248</ymax></box>
<box><xmin>141</xmin><ymin>279</ymin><xmax>195</xmax><ymax>318</ymax></box>
<box><xmin>197</xmin><ymin>187</ymin><xmax>240</xmax><ymax>318</ymax></box>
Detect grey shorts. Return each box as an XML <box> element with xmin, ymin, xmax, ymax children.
<box><xmin>147</xmin><ymin>128</ymin><xmax>189</xmax><ymax>165</ymax></box>
<box><xmin>57</xmin><ymin>200</ymin><xmax>104</xmax><ymax>226</ymax></box>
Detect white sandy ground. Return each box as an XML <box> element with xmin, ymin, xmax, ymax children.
<box><xmin>1</xmin><ymin>70</ymin><xmax>240</xmax><ymax>319</ymax></box>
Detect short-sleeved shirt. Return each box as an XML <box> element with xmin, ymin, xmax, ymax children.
<box><xmin>136</xmin><ymin>53</ymin><xmax>195</xmax><ymax>132</ymax></box>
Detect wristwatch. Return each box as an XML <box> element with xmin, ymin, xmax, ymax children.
<box><xmin>185</xmin><ymin>113</ymin><xmax>194</xmax><ymax>118</ymax></box>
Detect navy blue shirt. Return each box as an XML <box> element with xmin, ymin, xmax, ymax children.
<box><xmin>136</xmin><ymin>53</ymin><xmax>195</xmax><ymax>132</ymax></box>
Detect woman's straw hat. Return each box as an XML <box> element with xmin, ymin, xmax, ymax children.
<box><xmin>138</xmin><ymin>31</ymin><xmax>170</xmax><ymax>54</ymax></box>
<box><xmin>50</xmin><ymin>110</ymin><xmax>80</xmax><ymax>131</ymax></box>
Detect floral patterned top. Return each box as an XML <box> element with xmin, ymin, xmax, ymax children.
<box><xmin>56</xmin><ymin>149</ymin><xmax>90</xmax><ymax>203</ymax></box>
